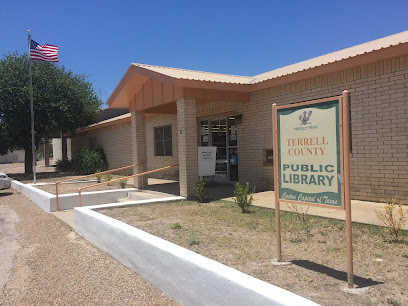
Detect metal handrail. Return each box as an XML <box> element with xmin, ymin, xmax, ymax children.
<box><xmin>55</xmin><ymin>163</ymin><xmax>144</xmax><ymax>211</ymax></box>
<box><xmin>77</xmin><ymin>164</ymin><xmax>179</xmax><ymax>207</ymax></box>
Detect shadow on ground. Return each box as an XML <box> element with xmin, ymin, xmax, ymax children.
<box><xmin>6</xmin><ymin>171</ymin><xmax>75</xmax><ymax>182</ymax></box>
<box><xmin>0</xmin><ymin>192</ymin><xmax>13</xmax><ymax>197</ymax></box>
<box><xmin>291</xmin><ymin>260</ymin><xmax>383</xmax><ymax>288</ymax></box>
<box><xmin>145</xmin><ymin>181</ymin><xmax>236</xmax><ymax>200</ymax></box>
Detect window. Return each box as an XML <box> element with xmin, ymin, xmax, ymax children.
<box><xmin>154</xmin><ymin>125</ymin><xmax>172</xmax><ymax>156</ymax></box>
<box><xmin>89</xmin><ymin>137</ymin><xmax>96</xmax><ymax>150</ymax></box>
<box><xmin>263</xmin><ymin>149</ymin><xmax>273</xmax><ymax>166</ymax></box>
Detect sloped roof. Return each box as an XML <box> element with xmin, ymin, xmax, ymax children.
<box><xmin>131</xmin><ymin>30</ymin><xmax>408</xmax><ymax>85</ymax></box>
<box><xmin>107</xmin><ymin>30</ymin><xmax>408</xmax><ymax>108</ymax></box>
<box><xmin>75</xmin><ymin>113</ymin><xmax>131</xmax><ymax>134</ymax></box>
<box><xmin>131</xmin><ymin>63</ymin><xmax>254</xmax><ymax>84</ymax></box>
<box><xmin>252</xmin><ymin>30</ymin><xmax>408</xmax><ymax>83</ymax></box>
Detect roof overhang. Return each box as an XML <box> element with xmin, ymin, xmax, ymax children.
<box><xmin>107</xmin><ymin>31</ymin><xmax>408</xmax><ymax>110</ymax></box>
<box><xmin>107</xmin><ymin>65</ymin><xmax>251</xmax><ymax>109</ymax></box>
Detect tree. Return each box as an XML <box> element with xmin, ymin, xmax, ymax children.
<box><xmin>0</xmin><ymin>52</ymin><xmax>101</xmax><ymax>174</ymax></box>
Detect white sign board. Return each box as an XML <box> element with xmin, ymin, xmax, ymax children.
<box><xmin>198</xmin><ymin>146</ymin><xmax>217</xmax><ymax>176</ymax></box>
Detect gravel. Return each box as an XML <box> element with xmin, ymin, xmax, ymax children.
<box><xmin>0</xmin><ymin>188</ymin><xmax>178</xmax><ymax>305</ymax></box>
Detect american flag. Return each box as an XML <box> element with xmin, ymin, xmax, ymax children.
<box><xmin>30</xmin><ymin>39</ymin><xmax>58</xmax><ymax>62</ymax></box>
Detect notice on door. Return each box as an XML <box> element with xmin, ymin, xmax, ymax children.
<box><xmin>198</xmin><ymin>146</ymin><xmax>217</xmax><ymax>176</ymax></box>
<box><xmin>277</xmin><ymin>100</ymin><xmax>342</xmax><ymax>207</ymax></box>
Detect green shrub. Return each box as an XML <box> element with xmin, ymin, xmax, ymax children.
<box><xmin>233</xmin><ymin>182</ymin><xmax>253</xmax><ymax>213</ymax></box>
<box><xmin>170</xmin><ymin>223</ymin><xmax>182</xmax><ymax>229</ymax></box>
<box><xmin>103</xmin><ymin>172</ymin><xmax>112</xmax><ymax>185</ymax></box>
<box><xmin>95</xmin><ymin>170</ymin><xmax>103</xmax><ymax>183</ymax></box>
<box><xmin>118</xmin><ymin>178</ymin><xmax>128</xmax><ymax>189</ymax></box>
<box><xmin>194</xmin><ymin>179</ymin><xmax>208</xmax><ymax>203</ymax></box>
<box><xmin>74</xmin><ymin>147</ymin><xmax>108</xmax><ymax>174</ymax></box>
<box><xmin>55</xmin><ymin>158</ymin><xmax>73</xmax><ymax>172</ymax></box>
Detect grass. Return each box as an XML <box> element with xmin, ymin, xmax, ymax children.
<box><xmin>100</xmin><ymin>200</ymin><xmax>408</xmax><ymax>306</ymax></box>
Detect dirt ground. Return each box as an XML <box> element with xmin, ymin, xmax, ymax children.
<box><xmin>34</xmin><ymin>178</ymin><xmax>133</xmax><ymax>195</ymax></box>
<box><xmin>100</xmin><ymin>201</ymin><xmax>408</xmax><ymax>306</ymax></box>
<box><xmin>0</xmin><ymin>162</ymin><xmax>134</xmax><ymax>195</ymax></box>
<box><xmin>0</xmin><ymin>188</ymin><xmax>177</xmax><ymax>305</ymax></box>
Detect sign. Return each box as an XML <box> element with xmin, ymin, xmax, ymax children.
<box><xmin>277</xmin><ymin>100</ymin><xmax>342</xmax><ymax>208</ymax></box>
<box><xmin>198</xmin><ymin>146</ymin><xmax>216</xmax><ymax>176</ymax></box>
<box><xmin>272</xmin><ymin>92</ymin><xmax>354</xmax><ymax>288</ymax></box>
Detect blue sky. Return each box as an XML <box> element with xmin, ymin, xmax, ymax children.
<box><xmin>1</xmin><ymin>0</ymin><xmax>407</xmax><ymax>107</ymax></box>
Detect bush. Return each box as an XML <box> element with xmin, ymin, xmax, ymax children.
<box><xmin>194</xmin><ymin>179</ymin><xmax>208</xmax><ymax>203</ymax></box>
<box><xmin>55</xmin><ymin>158</ymin><xmax>73</xmax><ymax>172</ymax></box>
<box><xmin>74</xmin><ymin>147</ymin><xmax>108</xmax><ymax>174</ymax></box>
<box><xmin>118</xmin><ymin>178</ymin><xmax>128</xmax><ymax>189</ymax></box>
<box><xmin>95</xmin><ymin>170</ymin><xmax>103</xmax><ymax>183</ymax></box>
<box><xmin>376</xmin><ymin>198</ymin><xmax>407</xmax><ymax>241</ymax></box>
<box><xmin>103</xmin><ymin>172</ymin><xmax>112</xmax><ymax>185</ymax></box>
<box><xmin>233</xmin><ymin>182</ymin><xmax>253</xmax><ymax>213</ymax></box>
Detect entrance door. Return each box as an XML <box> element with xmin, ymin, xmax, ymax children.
<box><xmin>199</xmin><ymin>116</ymin><xmax>238</xmax><ymax>181</ymax></box>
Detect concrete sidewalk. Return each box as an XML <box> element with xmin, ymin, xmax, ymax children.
<box><xmin>47</xmin><ymin>178</ymin><xmax>407</xmax><ymax>230</ymax></box>
<box><xmin>245</xmin><ymin>191</ymin><xmax>408</xmax><ymax>230</ymax></box>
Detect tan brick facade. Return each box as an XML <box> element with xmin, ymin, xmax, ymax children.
<box><xmin>71</xmin><ymin>121</ymin><xmax>132</xmax><ymax>175</ymax></box>
<box><xmin>177</xmin><ymin>99</ymin><xmax>199</xmax><ymax>197</ymax></box>
<box><xmin>145</xmin><ymin>114</ymin><xmax>179</xmax><ymax>180</ymax></box>
<box><xmin>72</xmin><ymin>114</ymin><xmax>180</xmax><ymax>180</ymax></box>
<box><xmin>73</xmin><ymin>55</ymin><xmax>408</xmax><ymax>204</ymax></box>
<box><xmin>191</xmin><ymin>56</ymin><xmax>408</xmax><ymax>203</ymax></box>
<box><xmin>131</xmin><ymin>111</ymin><xmax>147</xmax><ymax>188</ymax></box>
<box><xmin>239</xmin><ymin>56</ymin><xmax>408</xmax><ymax>203</ymax></box>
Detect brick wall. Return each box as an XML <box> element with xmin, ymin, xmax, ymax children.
<box><xmin>72</xmin><ymin>56</ymin><xmax>408</xmax><ymax>203</ymax></box>
<box><xmin>71</xmin><ymin>122</ymin><xmax>133</xmax><ymax>175</ymax></box>
<box><xmin>239</xmin><ymin>56</ymin><xmax>408</xmax><ymax>203</ymax></box>
<box><xmin>146</xmin><ymin>114</ymin><xmax>179</xmax><ymax>180</ymax></box>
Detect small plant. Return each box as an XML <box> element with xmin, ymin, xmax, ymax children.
<box><xmin>233</xmin><ymin>182</ymin><xmax>253</xmax><ymax>213</ymax></box>
<box><xmin>170</xmin><ymin>223</ymin><xmax>182</xmax><ymax>229</ymax></box>
<box><xmin>376</xmin><ymin>198</ymin><xmax>407</xmax><ymax>242</ymax></box>
<box><xmin>118</xmin><ymin>178</ymin><xmax>128</xmax><ymax>189</ymax></box>
<box><xmin>194</xmin><ymin>179</ymin><xmax>208</xmax><ymax>203</ymax></box>
<box><xmin>103</xmin><ymin>172</ymin><xmax>113</xmax><ymax>185</ymax></box>
<box><xmin>288</xmin><ymin>203</ymin><xmax>309</xmax><ymax>223</ymax></box>
<box><xmin>387</xmin><ymin>297</ymin><xmax>402</xmax><ymax>306</ymax></box>
<box><xmin>187</xmin><ymin>232</ymin><xmax>199</xmax><ymax>246</ymax></box>
<box><xmin>95</xmin><ymin>170</ymin><xmax>103</xmax><ymax>183</ymax></box>
<box><xmin>55</xmin><ymin>158</ymin><xmax>73</xmax><ymax>172</ymax></box>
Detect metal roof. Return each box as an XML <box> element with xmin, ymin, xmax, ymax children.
<box><xmin>131</xmin><ymin>63</ymin><xmax>254</xmax><ymax>84</ymax></box>
<box><xmin>131</xmin><ymin>30</ymin><xmax>408</xmax><ymax>85</ymax></box>
<box><xmin>75</xmin><ymin>113</ymin><xmax>131</xmax><ymax>133</ymax></box>
<box><xmin>252</xmin><ymin>30</ymin><xmax>408</xmax><ymax>83</ymax></box>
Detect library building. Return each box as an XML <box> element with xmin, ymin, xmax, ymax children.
<box><xmin>72</xmin><ymin>30</ymin><xmax>408</xmax><ymax>204</ymax></box>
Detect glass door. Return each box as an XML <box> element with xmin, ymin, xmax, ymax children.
<box><xmin>200</xmin><ymin>116</ymin><xmax>238</xmax><ymax>181</ymax></box>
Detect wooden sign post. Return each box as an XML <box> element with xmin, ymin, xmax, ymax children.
<box><xmin>272</xmin><ymin>91</ymin><xmax>354</xmax><ymax>288</ymax></box>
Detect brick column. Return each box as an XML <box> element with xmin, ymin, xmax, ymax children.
<box><xmin>177</xmin><ymin>99</ymin><xmax>198</xmax><ymax>198</ymax></box>
<box><xmin>131</xmin><ymin>111</ymin><xmax>148</xmax><ymax>189</ymax></box>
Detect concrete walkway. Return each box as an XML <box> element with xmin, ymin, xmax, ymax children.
<box><xmin>49</xmin><ymin>178</ymin><xmax>408</xmax><ymax>230</ymax></box>
<box><xmin>146</xmin><ymin>179</ymin><xmax>407</xmax><ymax>229</ymax></box>
<box><xmin>247</xmin><ymin>191</ymin><xmax>408</xmax><ymax>229</ymax></box>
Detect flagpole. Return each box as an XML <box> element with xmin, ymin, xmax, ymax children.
<box><xmin>28</xmin><ymin>30</ymin><xmax>37</xmax><ymax>183</ymax></box>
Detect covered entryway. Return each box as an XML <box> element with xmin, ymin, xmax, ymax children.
<box><xmin>199</xmin><ymin>116</ymin><xmax>238</xmax><ymax>181</ymax></box>
<box><xmin>106</xmin><ymin>63</ymin><xmax>250</xmax><ymax>197</ymax></box>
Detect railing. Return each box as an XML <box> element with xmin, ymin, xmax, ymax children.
<box><xmin>77</xmin><ymin>164</ymin><xmax>179</xmax><ymax>207</ymax></box>
<box><xmin>55</xmin><ymin>163</ymin><xmax>144</xmax><ymax>211</ymax></box>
